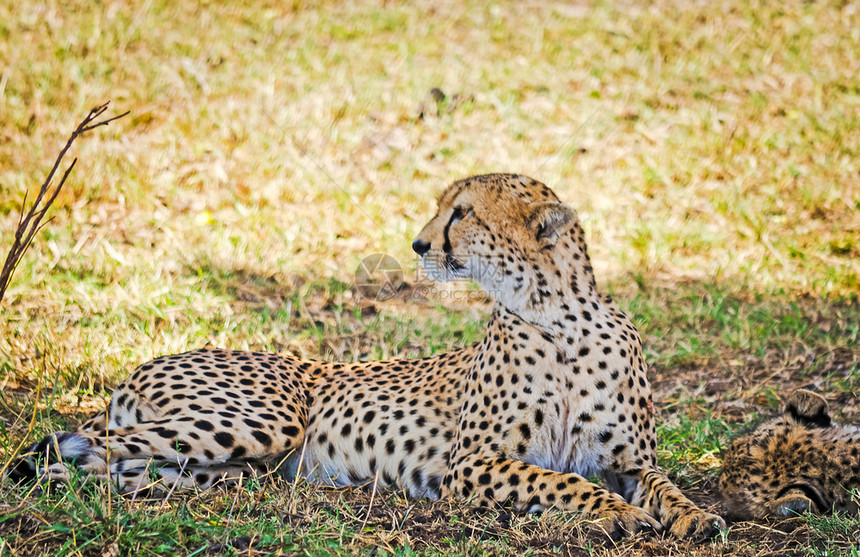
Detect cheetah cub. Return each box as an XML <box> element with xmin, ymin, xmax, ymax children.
<box><xmin>720</xmin><ymin>389</ymin><xmax>860</xmax><ymax>520</ymax></box>
<box><xmin>10</xmin><ymin>174</ymin><xmax>723</xmax><ymax>539</ymax></box>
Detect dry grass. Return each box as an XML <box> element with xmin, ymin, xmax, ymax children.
<box><xmin>1</xmin><ymin>0</ymin><xmax>859</xmax><ymax>555</ymax></box>
<box><xmin>1</xmin><ymin>473</ymin><xmax>857</xmax><ymax>556</ymax></box>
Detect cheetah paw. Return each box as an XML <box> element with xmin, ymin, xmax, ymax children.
<box><xmin>595</xmin><ymin>503</ymin><xmax>663</xmax><ymax>540</ymax></box>
<box><xmin>668</xmin><ymin>509</ymin><xmax>725</xmax><ymax>540</ymax></box>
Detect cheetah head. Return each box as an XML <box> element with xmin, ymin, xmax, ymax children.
<box><xmin>413</xmin><ymin>174</ymin><xmax>587</xmax><ymax>315</ymax></box>
<box><xmin>719</xmin><ymin>389</ymin><xmax>834</xmax><ymax>520</ymax></box>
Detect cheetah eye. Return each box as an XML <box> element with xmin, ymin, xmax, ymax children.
<box><xmin>450</xmin><ymin>206</ymin><xmax>472</xmax><ymax>225</ymax></box>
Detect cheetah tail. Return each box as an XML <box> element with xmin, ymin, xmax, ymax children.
<box><xmin>4</xmin><ymin>431</ymin><xmax>93</xmax><ymax>485</ymax></box>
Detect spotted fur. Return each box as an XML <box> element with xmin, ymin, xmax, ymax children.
<box><xmin>8</xmin><ymin>174</ymin><xmax>723</xmax><ymax>539</ymax></box>
<box><xmin>720</xmin><ymin>389</ymin><xmax>860</xmax><ymax>520</ymax></box>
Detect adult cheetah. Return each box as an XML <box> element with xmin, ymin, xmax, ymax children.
<box><xmin>9</xmin><ymin>174</ymin><xmax>723</xmax><ymax>539</ymax></box>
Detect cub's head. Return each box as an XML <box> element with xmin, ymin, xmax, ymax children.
<box><xmin>719</xmin><ymin>389</ymin><xmax>834</xmax><ymax>520</ymax></box>
<box><xmin>413</xmin><ymin>174</ymin><xmax>590</xmax><ymax>314</ymax></box>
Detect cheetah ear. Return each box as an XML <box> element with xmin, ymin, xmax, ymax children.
<box><xmin>784</xmin><ymin>389</ymin><xmax>831</xmax><ymax>428</ymax></box>
<box><xmin>529</xmin><ymin>202</ymin><xmax>576</xmax><ymax>246</ymax></box>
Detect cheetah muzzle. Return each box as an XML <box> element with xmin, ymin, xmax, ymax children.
<box><xmin>8</xmin><ymin>174</ymin><xmax>724</xmax><ymax>540</ymax></box>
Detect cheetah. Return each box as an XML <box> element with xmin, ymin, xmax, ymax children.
<box><xmin>720</xmin><ymin>389</ymin><xmax>860</xmax><ymax>520</ymax></box>
<box><xmin>9</xmin><ymin>173</ymin><xmax>723</xmax><ymax>539</ymax></box>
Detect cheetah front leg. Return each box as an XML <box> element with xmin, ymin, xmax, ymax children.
<box><xmin>444</xmin><ymin>455</ymin><xmax>662</xmax><ymax>539</ymax></box>
<box><xmin>624</xmin><ymin>468</ymin><xmax>725</xmax><ymax>539</ymax></box>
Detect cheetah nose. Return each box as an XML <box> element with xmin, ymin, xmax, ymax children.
<box><xmin>412</xmin><ymin>239</ymin><xmax>431</xmax><ymax>256</ymax></box>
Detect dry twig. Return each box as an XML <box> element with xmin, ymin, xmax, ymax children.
<box><xmin>0</xmin><ymin>101</ymin><xmax>129</xmax><ymax>305</ymax></box>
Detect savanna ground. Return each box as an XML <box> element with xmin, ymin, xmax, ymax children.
<box><xmin>0</xmin><ymin>0</ymin><xmax>859</xmax><ymax>555</ymax></box>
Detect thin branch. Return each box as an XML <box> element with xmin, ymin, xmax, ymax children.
<box><xmin>0</xmin><ymin>102</ymin><xmax>128</xmax><ymax>305</ymax></box>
